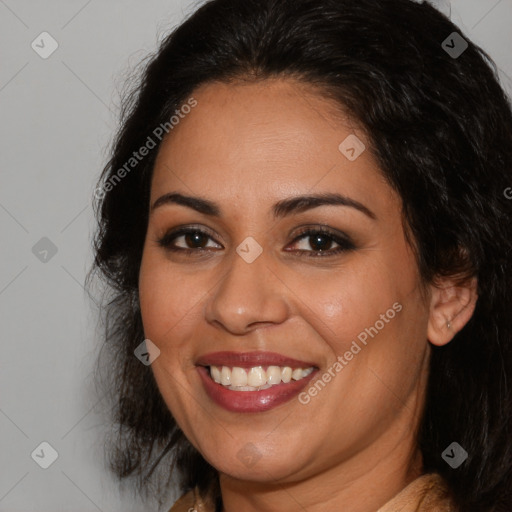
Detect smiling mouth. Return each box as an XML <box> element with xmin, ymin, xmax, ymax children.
<box><xmin>207</xmin><ymin>365</ymin><xmax>315</xmax><ymax>391</ymax></box>
<box><xmin>195</xmin><ymin>351</ymin><xmax>319</xmax><ymax>411</ymax></box>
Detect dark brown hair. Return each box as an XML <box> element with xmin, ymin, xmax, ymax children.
<box><xmin>88</xmin><ymin>0</ymin><xmax>512</xmax><ymax>510</ymax></box>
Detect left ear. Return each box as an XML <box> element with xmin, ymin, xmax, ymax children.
<box><xmin>427</xmin><ymin>276</ymin><xmax>478</xmax><ymax>346</ymax></box>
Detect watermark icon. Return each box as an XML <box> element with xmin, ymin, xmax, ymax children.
<box><xmin>442</xmin><ymin>442</ymin><xmax>468</xmax><ymax>469</ymax></box>
<box><xmin>236</xmin><ymin>442</ymin><xmax>262</xmax><ymax>468</ymax></box>
<box><xmin>236</xmin><ymin>236</ymin><xmax>263</xmax><ymax>263</ymax></box>
<box><xmin>134</xmin><ymin>338</ymin><xmax>161</xmax><ymax>365</ymax></box>
<box><xmin>504</xmin><ymin>187</ymin><xmax>512</xmax><ymax>200</ymax></box>
<box><xmin>441</xmin><ymin>32</ymin><xmax>468</xmax><ymax>59</ymax></box>
<box><xmin>298</xmin><ymin>302</ymin><xmax>402</xmax><ymax>404</ymax></box>
<box><xmin>31</xmin><ymin>441</ymin><xmax>59</xmax><ymax>469</ymax></box>
<box><xmin>31</xmin><ymin>32</ymin><xmax>59</xmax><ymax>59</ymax></box>
<box><xmin>94</xmin><ymin>97</ymin><xmax>197</xmax><ymax>200</ymax></box>
<box><xmin>32</xmin><ymin>237</ymin><xmax>58</xmax><ymax>263</ymax></box>
<box><xmin>339</xmin><ymin>134</ymin><xmax>366</xmax><ymax>161</ymax></box>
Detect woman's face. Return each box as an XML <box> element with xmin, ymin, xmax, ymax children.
<box><xmin>138</xmin><ymin>78</ymin><xmax>432</xmax><ymax>484</ymax></box>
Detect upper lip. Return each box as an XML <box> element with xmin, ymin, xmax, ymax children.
<box><xmin>196</xmin><ymin>351</ymin><xmax>317</xmax><ymax>369</ymax></box>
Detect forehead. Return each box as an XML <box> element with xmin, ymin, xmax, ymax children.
<box><xmin>150</xmin><ymin>78</ymin><xmax>397</xmax><ymax>217</ymax></box>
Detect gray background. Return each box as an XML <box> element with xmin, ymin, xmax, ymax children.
<box><xmin>1</xmin><ymin>0</ymin><xmax>511</xmax><ymax>511</ymax></box>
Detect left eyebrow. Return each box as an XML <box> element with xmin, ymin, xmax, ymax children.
<box><xmin>150</xmin><ymin>192</ymin><xmax>377</xmax><ymax>220</ymax></box>
<box><xmin>272</xmin><ymin>193</ymin><xmax>376</xmax><ymax>220</ymax></box>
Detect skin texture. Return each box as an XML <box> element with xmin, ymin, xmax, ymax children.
<box><xmin>138</xmin><ymin>78</ymin><xmax>477</xmax><ymax>512</ymax></box>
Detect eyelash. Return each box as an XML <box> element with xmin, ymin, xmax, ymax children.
<box><xmin>156</xmin><ymin>225</ymin><xmax>356</xmax><ymax>258</ymax></box>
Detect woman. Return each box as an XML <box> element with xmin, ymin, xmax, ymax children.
<box><xmin>88</xmin><ymin>0</ymin><xmax>512</xmax><ymax>510</ymax></box>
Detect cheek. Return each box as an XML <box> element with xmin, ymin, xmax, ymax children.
<box><xmin>139</xmin><ymin>264</ymin><xmax>172</xmax><ymax>342</ymax></box>
<box><xmin>303</xmin><ymin>248</ymin><xmax>427</xmax><ymax>376</ymax></box>
<box><xmin>138</xmin><ymin>250</ymin><xmax>202</xmax><ymax>343</ymax></box>
<box><xmin>300</xmin><ymin>261</ymin><xmax>401</xmax><ymax>351</ymax></box>
<box><xmin>138</xmin><ymin>252</ymin><xmax>206</xmax><ymax>430</ymax></box>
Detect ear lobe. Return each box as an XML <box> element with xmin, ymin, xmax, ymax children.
<box><xmin>427</xmin><ymin>276</ymin><xmax>478</xmax><ymax>347</ymax></box>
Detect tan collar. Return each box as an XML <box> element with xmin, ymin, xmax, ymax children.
<box><xmin>377</xmin><ymin>473</ymin><xmax>455</xmax><ymax>511</ymax></box>
<box><xmin>168</xmin><ymin>473</ymin><xmax>456</xmax><ymax>512</ymax></box>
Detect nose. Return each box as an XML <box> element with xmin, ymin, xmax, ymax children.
<box><xmin>204</xmin><ymin>246</ymin><xmax>290</xmax><ymax>334</ymax></box>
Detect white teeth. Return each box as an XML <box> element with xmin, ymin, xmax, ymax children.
<box><xmin>291</xmin><ymin>368</ymin><xmax>303</xmax><ymax>380</ymax></box>
<box><xmin>211</xmin><ymin>366</ymin><xmax>222</xmax><ymax>384</ymax></box>
<box><xmin>267</xmin><ymin>366</ymin><xmax>282</xmax><ymax>385</ymax></box>
<box><xmin>208</xmin><ymin>364</ymin><xmax>315</xmax><ymax>390</ymax></box>
<box><xmin>281</xmin><ymin>367</ymin><xmax>292</xmax><ymax>383</ymax></box>
<box><xmin>247</xmin><ymin>366</ymin><xmax>266</xmax><ymax>387</ymax></box>
<box><xmin>227</xmin><ymin>383</ymin><xmax>272</xmax><ymax>391</ymax></box>
<box><xmin>221</xmin><ymin>366</ymin><xmax>231</xmax><ymax>386</ymax></box>
<box><xmin>231</xmin><ymin>367</ymin><xmax>248</xmax><ymax>387</ymax></box>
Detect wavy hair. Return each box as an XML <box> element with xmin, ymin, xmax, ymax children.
<box><xmin>87</xmin><ymin>0</ymin><xmax>512</xmax><ymax>510</ymax></box>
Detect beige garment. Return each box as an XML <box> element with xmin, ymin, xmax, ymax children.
<box><xmin>168</xmin><ymin>473</ymin><xmax>456</xmax><ymax>512</ymax></box>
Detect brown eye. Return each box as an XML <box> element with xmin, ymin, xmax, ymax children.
<box><xmin>286</xmin><ymin>227</ymin><xmax>355</xmax><ymax>257</ymax></box>
<box><xmin>157</xmin><ymin>228</ymin><xmax>222</xmax><ymax>252</ymax></box>
<box><xmin>181</xmin><ymin>231</ymin><xmax>209</xmax><ymax>249</ymax></box>
<box><xmin>303</xmin><ymin>233</ymin><xmax>335</xmax><ymax>251</ymax></box>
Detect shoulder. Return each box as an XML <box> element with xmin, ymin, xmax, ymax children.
<box><xmin>167</xmin><ymin>487</ymin><xmax>215</xmax><ymax>512</ymax></box>
<box><xmin>167</xmin><ymin>489</ymin><xmax>195</xmax><ymax>512</ymax></box>
<box><xmin>379</xmin><ymin>473</ymin><xmax>456</xmax><ymax>512</ymax></box>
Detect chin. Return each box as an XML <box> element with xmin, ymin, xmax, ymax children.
<box><xmin>207</xmin><ymin>445</ymin><xmax>309</xmax><ymax>483</ymax></box>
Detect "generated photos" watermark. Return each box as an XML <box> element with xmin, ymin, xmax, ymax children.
<box><xmin>299</xmin><ymin>301</ymin><xmax>402</xmax><ymax>404</ymax></box>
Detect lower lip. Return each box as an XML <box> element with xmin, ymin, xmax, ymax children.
<box><xmin>197</xmin><ymin>366</ymin><xmax>318</xmax><ymax>413</ymax></box>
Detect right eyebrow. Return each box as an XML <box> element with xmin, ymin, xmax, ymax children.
<box><xmin>151</xmin><ymin>192</ymin><xmax>220</xmax><ymax>216</ymax></box>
